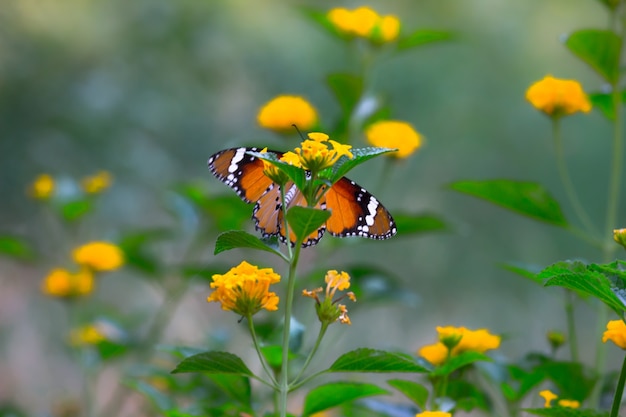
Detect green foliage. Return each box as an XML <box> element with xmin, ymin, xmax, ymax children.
<box><xmin>449</xmin><ymin>179</ymin><xmax>568</xmax><ymax>226</ymax></box>
<box><xmin>387</xmin><ymin>379</ymin><xmax>429</xmax><ymax>408</ymax></box>
<box><xmin>397</xmin><ymin>29</ymin><xmax>454</xmax><ymax>50</ymax></box>
<box><xmin>171</xmin><ymin>351</ymin><xmax>253</xmax><ymax>376</ymax></box>
<box><xmin>327</xmin><ymin>73</ymin><xmax>364</xmax><ymax>119</ymax></box>
<box><xmin>330</xmin><ymin>147</ymin><xmax>397</xmax><ymax>183</ymax></box>
<box><xmin>286</xmin><ymin>207</ymin><xmax>331</xmax><ymax>242</ymax></box>
<box><xmin>302</xmin><ymin>382</ymin><xmax>389</xmax><ymax>416</ymax></box>
<box><xmin>118</xmin><ymin>228</ymin><xmax>173</xmax><ymax>276</ymax></box>
<box><xmin>329</xmin><ymin>348</ymin><xmax>429</xmax><ymax>373</ymax></box>
<box><xmin>499</xmin><ymin>262</ymin><xmax>544</xmax><ymax>285</ymax></box>
<box><xmin>431</xmin><ymin>351</ymin><xmax>492</xmax><ymax>377</ymax></box>
<box><xmin>0</xmin><ymin>235</ymin><xmax>35</xmax><ymax>261</ymax></box>
<box><xmin>588</xmin><ymin>91</ymin><xmax>626</xmax><ymax>120</ymax></box>
<box><xmin>524</xmin><ymin>408</ymin><xmax>609</xmax><ymax>417</ymax></box>
<box><xmin>565</xmin><ymin>29</ymin><xmax>622</xmax><ymax>84</ymax></box>
<box><xmin>60</xmin><ymin>199</ymin><xmax>93</xmax><ymax>221</ymax></box>
<box><xmin>214</xmin><ymin>230</ymin><xmax>283</xmax><ymax>258</ymax></box>
<box><xmin>393</xmin><ymin>212</ymin><xmax>448</xmax><ymax>236</ymax></box>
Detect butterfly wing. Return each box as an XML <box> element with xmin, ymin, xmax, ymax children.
<box><xmin>207</xmin><ymin>147</ymin><xmax>276</xmax><ymax>203</ymax></box>
<box><xmin>325</xmin><ymin>177</ymin><xmax>397</xmax><ymax>240</ymax></box>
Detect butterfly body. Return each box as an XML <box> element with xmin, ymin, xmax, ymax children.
<box><xmin>208</xmin><ymin>147</ymin><xmax>396</xmax><ymax>247</ymax></box>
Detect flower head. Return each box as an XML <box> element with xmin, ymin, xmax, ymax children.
<box><xmin>602</xmin><ymin>319</ymin><xmax>626</xmax><ymax>349</ymax></box>
<box><xmin>69</xmin><ymin>324</ymin><xmax>106</xmax><ymax>346</ymax></box>
<box><xmin>418</xmin><ymin>326</ymin><xmax>501</xmax><ymax>366</ymax></box>
<box><xmin>539</xmin><ymin>390</ymin><xmax>580</xmax><ymax>408</ymax></box>
<box><xmin>72</xmin><ymin>242</ymin><xmax>125</xmax><ymax>272</ymax></box>
<box><xmin>303</xmin><ymin>270</ymin><xmax>356</xmax><ymax>325</ymax></box>
<box><xmin>614</xmin><ymin>228</ymin><xmax>626</xmax><ymax>250</ymax></box>
<box><xmin>41</xmin><ymin>267</ymin><xmax>94</xmax><ymax>298</ymax></box>
<box><xmin>327</xmin><ymin>7</ymin><xmax>400</xmax><ymax>43</ymax></box>
<box><xmin>257</xmin><ymin>95</ymin><xmax>318</xmax><ymax>132</ymax></box>
<box><xmin>415</xmin><ymin>412</ymin><xmax>452</xmax><ymax>417</ymax></box>
<box><xmin>290</xmin><ymin>132</ymin><xmax>353</xmax><ymax>172</ymax></box>
<box><xmin>81</xmin><ymin>171</ymin><xmax>113</xmax><ymax>194</ymax></box>
<box><xmin>547</xmin><ymin>330</ymin><xmax>566</xmax><ymax>351</ymax></box>
<box><xmin>366</xmin><ymin>121</ymin><xmax>422</xmax><ymax>158</ymax></box>
<box><xmin>207</xmin><ymin>261</ymin><xmax>280</xmax><ymax>316</ymax></box>
<box><xmin>29</xmin><ymin>174</ymin><xmax>55</xmax><ymax>199</ymax></box>
<box><xmin>525</xmin><ymin>75</ymin><xmax>592</xmax><ymax>118</ymax></box>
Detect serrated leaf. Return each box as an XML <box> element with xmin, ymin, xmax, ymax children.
<box><xmin>393</xmin><ymin>213</ymin><xmax>447</xmax><ymax>236</ymax></box>
<box><xmin>60</xmin><ymin>199</ymin><xmax>92</xmax><ymax>221</ymax></box>
<box><xmin>331</xmin><ymin>147</ymin><xmax>397</xmax><ymax>183</ymax></box>
<box><xmin>171</xmin><ymin>351</ymin><xmax>253</xmax><ymax>376</ymax></box>
<box><xmin>539</xmin><ymin>261</ymin><xmax>626</xmax><ymax>315</ymax></box>
<box><xmin>524</xmin><ymin>407</ymin><xmax>608</xmax><ymax>417</ymax></box>
<box><xmin>0</xmin><ymin>235</ymin><xmax>35</xmax><ymax>260</ymax></box>
<box><xmin>286</xmin><ymin>206</ymin><xmax>330</xmax><ymax>242</ymax></box>
<box><xmin>327</xmin><ymin>73</ymin><xmax>364</xmax><ymax>116</ymax></box>
<box><xmin>588</xmin><ymin>91</ymin><xmax>626</xmax><ymax>120</ymax></box>
<box><xmin>449</xmin><ymin>179</ymin><xmax>568</xmax><ymax>226</ymax></box>
<box><xmin>329</xmin><ymin>348</ymin><xmax>429</xmax><ymax>373</ymax></box>
<box><xmin>387</xmin><ymin>379</ymin><xmax>429</xmax><ymax>408</ymax></box>
<box><xmin>397</xmin><ymin>29</ymin><xmax>454</xmax><ymax>50</ymax></box>
<box><xmin>565</xmin><ymin>29</ymin><xmax>621</xmax><ymax>83</ymax></box>
<box><xmin>431</xmin><ymin>351</ymin><xmax>492</xmax><ymax>377</ymax></box>
<box><xmin>207</xmin><ymin>374</ymin><xmax>252</xmax><ymax>407</ymax></box>
<box><xmin>302</xmin><ymin>382</ymin><xmax>388</xmax><ymax>416</ymax></box>
<box><xmin>499</xmin><ymin>262</ymin><xmax>544</xmax><ymax>285</ymax></box>
<box><xmin>214</xmin><ymin>230</ymin><xmax>283</xmax><ymax>257</ymax></box>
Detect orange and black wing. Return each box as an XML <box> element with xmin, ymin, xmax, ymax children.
<box><xmin>324</xmin><ymin>177</ymin><xmax>397</xmax><ymax>240</ymax></box>
<box><xmin>207</xmin><ymin>147</ymin><xmax>277</xmax><ymax>203</ymax></box>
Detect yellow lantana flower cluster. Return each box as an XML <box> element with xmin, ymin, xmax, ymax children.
<box><xmin>366</xmin><ymin>120</ymin><xmax>423</xmax><ymax>159</ymax></box>
<box><xmin>602</xmin><ymin>319</ymin><xmax>626</xmax><ymax>349</ymax></box>
<box><xmin>303</xmin><ymin>270</ymin><xmax>356</xmax><ymax>325</ymax></box>
<box><xmin>281</xmin><ymin>132</ymin><xmax>353</xmax><ymax>173</ymax></box>
<box><xmin>525</xmin><ymin>75</ymin><xmax>592</xmax><ymax>118</ymax></box>
<box><xmin>69</xmin><ymin>324</ymin><xmax>107</xmax><ymax>346</ymax></box>
<box><xmin>41</xmin><ymin>241</ymin><xmax>125</xmax><ymax>298</ymax></box>
<box><xmin>29</xmin><ymin>174</ymin><xmax>55</xmax><ymax>199</ymax></box>
<box><xmin>257</xmin><ymin>95</ymin><xmax>318</xmax><ymax>132</ymax></box>
<box><xmin>81</xmin><ymin>170</ymin><xmax>113</xmax><ymax>194</ymax></box>
<box><xmin>418</xmin><ymin>326</ymin><xmax>501</xmax><ymax>366</ymax></box>
<box><xmin>539</xmin><ymin>390</ymin><xmax>580</xmax><ymax>408</ymax></box>
<box><xmin>327</xmin><ymin>7</ymin><xmax>400</xmax><ymax>43</ymax></box>
<box><xmin>207</xmin><ymin>261</ymin><xmax>281</xmax><ymax>317</ymax></box>
<box><xmin>415</xmin><ymin>412</ymin><xmax>452</xmax><ymax>417</ymax></box>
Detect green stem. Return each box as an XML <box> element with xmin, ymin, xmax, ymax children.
<box><xmin>552</xmin><ymin>118</ymin><xmax>597</xmax><ymax>235</ymax></box>
<box><xmin>246</xmin><ymin>314</ymin><xmax>278</xmax><ymax>387</ymax></box>
<box><xmin>610</xmin><ymin>353</ymin><xmax>626</xmax><ymax>417</ymax></box>
<box><xmin>564</xmin><ymin>289</ymin><xmax>579</xmax><ymax>362</ymax></box>
<box><xmin>292</xmin><ymin>322</ymin><xmax>329</xmax><ymax>385</ymax></box>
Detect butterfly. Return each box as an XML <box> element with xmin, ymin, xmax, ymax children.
<box><xmin>207</xmin><ymin>147</ymin><xmax>397</xmax><ymax>247</ymax></box>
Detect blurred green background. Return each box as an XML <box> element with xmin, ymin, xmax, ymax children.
<box><xmin>1</xmin><ymin>0</ymin><xmax>623</xmax><ymax>414</ymax></box>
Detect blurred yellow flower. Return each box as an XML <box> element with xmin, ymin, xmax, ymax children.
<box><xmin>366</xmin><ymin>121</ymin><xmax>422</xmax><ymax>158</ymax></box>
<box><xmin>557</xmin><ymin>399</ymin><xmax>580</xmax><ymax>408</ymax></box>
<box><xmin>327</xmin><ymin>7</ymin><xmax>400</xmax><ymax>43</ymax></box>
<box><xmin>303</xmin><ymin>270</ymin><xmax>355</xmax><ymax>325</ymax></box>
<box><xmin>41</xmin><ymin>267</ymin><xmax>94</xmax><ymax>298</ymax></box>
<box><xmin>29</xmin><ymin>174</ymin><xmax>55</xmax><ymax>199</ymax></box>
<box><xmin>525</xmin><ymin>75</ymin><xmax>591</xmax><ymax>117</ymax></box>
<box><xmin>602</xmin><ymin>319</ymin><xmax>626</xmax><ymax>349</ymax></box>
<box><xmin>418</xmin><ymin>326</ymin><xmax>501</xmax><ymax>366</ymax></box>
<box><xmin>81</xmin><ymin>171</ymin><xmax>112</xmax><ymax>194</ymax></box>
<box><xmin>539</xmin><ymin>390</ymin><xmax>557</xmax><ymax>407</ymax></box>
<box><xmin>257</xmin><ymin>95</ymin><xmax>318</xmax><ymax>132</ymax></box>
<box><xmin>72</xmin><ymin>242</ymin><xmax>125</xmax><ymax>271</ymax></box>
<box><xmin>614</xmin><ymin>228</ymin><xmax>626</xmax><ymax>250</ymax></box>
<box><xmin>415</xmin><ymin>412</ymin><xmax>452</xmax><ymax>417</ymax></box>
<box><xmin>69</xmin><ymin>324</ymin><xmax>106</xmax><ymax>346</ymax></box>
<box><xmin>207</xmin><ymin>261</ymin><xmax>280</xmax><ymax>316</ymax></box>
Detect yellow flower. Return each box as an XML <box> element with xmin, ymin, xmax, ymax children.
<box><xmin>257</xmin><ymin>95</ymin><xmax>318</xmax><ymax>132</ymax></box>
<box><xmin>29</xmin><ymin>174</ymin><xmax>55</xmax><ymax>199</ymax></box>
<box><xmin>557</xmin><ymin>399</ymin><xmax>580</xmax><ymax>408</ymax></box>
<box><xmin>453</xmin><ymin>327</ymin><xmax>501</xmax><ymax>354</ymax></box>
<box><xmin>614</xmin><ymin>228</ymin><xmax>626</xmax><ymax>250</ymax></box>
<box><xmin>327</xmin><ymin>7</ymin><xmax>400</xmax><ymax>43</ymax></box>
<box><xmin>303</xmin><ymin>270</ymin><xmax>355</xmax><ymax>325</ymax></box>
<box><xmin>418</xmin><ymin>326</ymin><xmax>501</xmax><ymax>366</ymax></box>
<box><xmin>602</xmin><ymin>320</ymin><xmax>626</xmax><ymax>349</ymax></box>
<box><xmin>81</xmin><ymin>171</ymin><xmax>112</xmax><ymax>194</ymax></box>
<box><xmin>69</xmin><ymin>324</ymin><xmax>106</xmax><ymax>346</ymax></box>
<box><xmin>415</xmin><ymin>412</ymin><xmax>452</xmax><ymax>417</ymax></box>
<box><xmin>41</xmin><ymin>268</ymin><xmax>94</xmax><ymax>298</ymax></box>
<box><xmin>292</xmin><ymin>132</ymin><xmax>353</xmax><ymax>172</ymax></box>
<box><xmin>207</xmin><ymin>261</ymin><xmax>280</xmax><ymax>316</ymax></box>
<box><xmin>72</xmin><ymin>242</ymin><xmax>125</xmax><ymax>272</ymax></box>
<box><xmin>366</xmin><ymin>121</ymin><xmax>422</xmax><ymax>158</ymax></box>
<box><xmin>525</xmin><ymin>75</ymin><xmax>592</xmax><ymax>117</ymax></box>
<box><xmin>418</xmin><ymin>342</ymin><xmax>449</xmax><ymax>366</ymax></box>
<box><xmin>539</xmin><ymin>390</ymin><xmax>558</xmax><ymax>407</ymax></box>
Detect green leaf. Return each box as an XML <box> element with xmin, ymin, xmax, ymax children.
<box><xmin>595</xmin><ymin>0</ymin><xmax>620</xmax><ymax>10</ymax></box>
<box><xmin>0</xmin><ymin>235</ymin><xmax>35</xmax><ymax>260</ymax></box>
<box><xmin>329</xmin><ymin>348</ymin><xmax>429</xmax><ymax>373</ymax></box>
<box><xmin>397</xmin><ymin>29</ymin><xmax>454</xmax><ymax>50</ymax></box>
<box><xmin>201</xmin><ymin>195</ymin><xmax>251</xmax><ymax>232</ymax></box>
<box><xmin>214</xmin><ymin>230</ymin><xmax>283</xmax><ymax>258</ymax></box>
<box><xmin>431</xmin><ymin>351</ymin><xmax>492</xmax><ymax>377</ymax></box>
<box><xmin>499</xmin><ymin>262</ymin><xmax>544</xmax><ymax>285</ymax></box>
<box><xmin>302</xmin><ymin>382</ymin><xmax>388</xmax><ymax>416</ymax></box>
<box><xmin>119</xmin><ymin>228</ymin><xmax>172</xmax><ymax>276</ymax></box>
<box><xmin>331</xmin><ymin>147</ymin><xmax>397</xmax><ymax>183</ymax></box>
<box><xmin>449</xmin><ymin>179</ymin><xmax>568</xmax><ymax>226</ymax></box>
<box><xmin>60</xmin><ymin>199</ymin><xmax>93</xmax><ymax>221</ymax></box>
<box><xmin>327</xmin><ymin>73</ymin><xmax>364</xmax><ymax>116</ymax></box>
<box><xmin>393</xmin><ymin>213</ymin><xmax>447</xmax><ymax>236</ymax></box>
<box><xmin>524</xmin><ymin>408</ymin><xmax>608</xmax><ymax>417</ymax></box>
<box><xmin>126</xmin><ymin>379</ymin><xmax>174</xmax><ymax>411</ymax></box>
<box><xmin>447</xmin><ymin>379</ymin><xmax>491</xmax><ymax>412</ymax></box>
<box><xmin>207</xmin><ymin>374</ymin><xmax>252</xmax><ymax>407</ymax></box>
<box><xmin>588</xmin><ymin>91</ymin><xmax>626</xmax><ymax>121</ymax></box>
<box><xmin>538</xmin><ymin>361</ymin><xmax>596</xmax><ymax>401</ymax></box>
<box><xmin>565</xmin><ymin>29</ymin><xmax>621</xmax><ymax>83</ymax></box>
<box><xmin>539</xmin><ymin>261</ymin><xmax>626</xmax><ymax>315</ymax></box>
<box><xmin>171</xmin><ymin>351</ymin><xmax>253</xmax><ymax>376</ymax></box>
<box><xmin>387</xmin><ymin>379</ymin><xmax>429</xmax><ymax>408</ymax></box>
<box><xmin>286</xmin><ymin>206</ymin><xmax>331</xmax><ymax>242</ymax></box>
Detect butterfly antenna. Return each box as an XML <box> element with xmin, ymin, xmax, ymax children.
<box><xmin>292</xmin><ymin>124</ymin><xmax>306</xmax><ymax>140</ymax></box>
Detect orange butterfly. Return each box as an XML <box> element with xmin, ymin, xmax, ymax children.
<box><xmin>208</xmin><ymin>147</ymin><xmax>396</xmax><ymax>247</ymax></box>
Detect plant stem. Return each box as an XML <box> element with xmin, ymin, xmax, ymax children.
<box><xmin>552</xmin><ymin>118</ymin><xmax>597</xmax><ymax>235</ymax></box>
<box><xmin>292</xmin><ymin>322</ymin><xmax>329</xmax><ymax>385</ymax></box>
<box><xmin>610</xmin><ymin>353</ymin><xmax>626</xmax><ymax>417</ymax></box>
<box><xmin>564</xmin><ymin>289</ymin><xmax>579</xmax><ymax>362</ymax></box>
<box><xmin>247</xmin><ymin>314</ymin><xmax>278</xmax><ymax>386</ymax></box>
